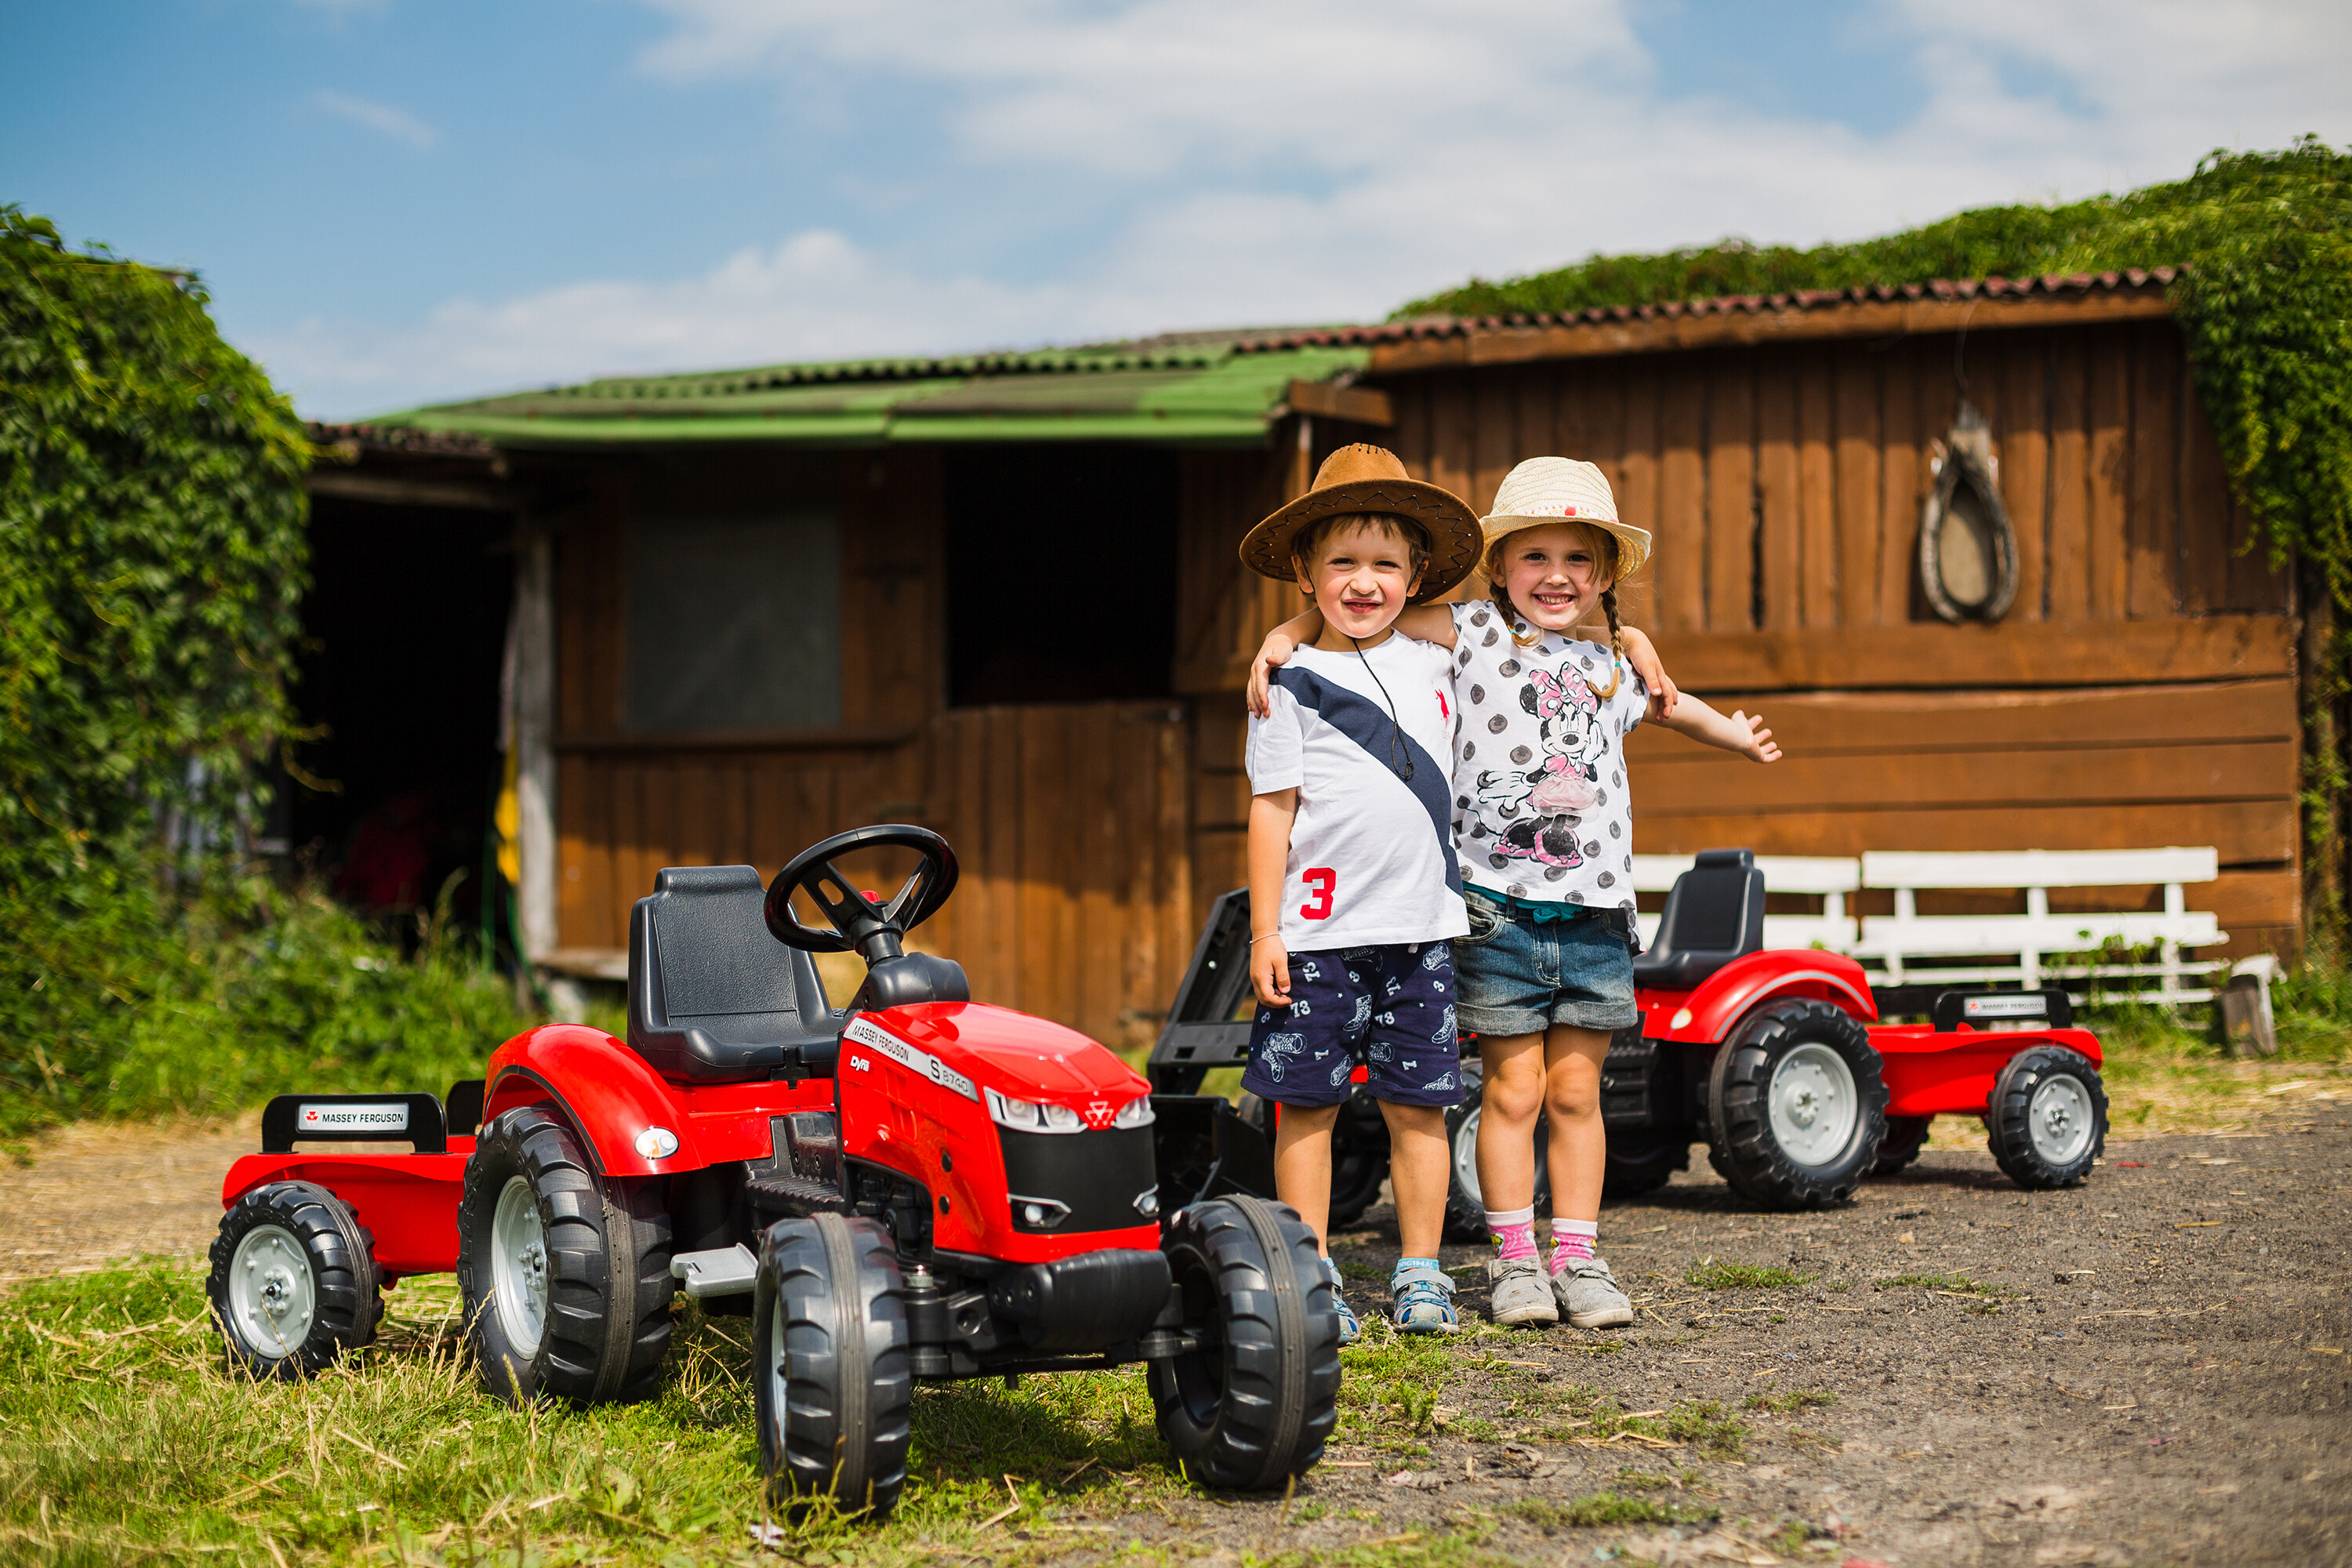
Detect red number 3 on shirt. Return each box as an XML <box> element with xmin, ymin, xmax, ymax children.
<box><xmin>1299</xmin><ymin>867</ymin><xmax>1336</xmax><ymax>920</ymax></box>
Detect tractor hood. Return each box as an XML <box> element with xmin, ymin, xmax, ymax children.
<box><xmin>854</xmin><ymin>1002</ymin><xmax>1149</xmax><ymax>1111</ymax></box>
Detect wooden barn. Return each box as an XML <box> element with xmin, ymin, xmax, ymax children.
<box><xmin>311</xmin><ymin>267</ymin><xmax>2299</xmax><ymax>1043</ymax></box>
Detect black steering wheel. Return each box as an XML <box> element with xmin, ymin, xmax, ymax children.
<box><xmin>764</xmin><ymin>825</ymin><xmax>960</xmax><ymax>955</ymax></box>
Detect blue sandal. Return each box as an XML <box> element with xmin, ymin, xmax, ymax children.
<box><xmin>1388</xmin><ymin>1265</ymin><xmax>1459</xmax><ymax>1334</ymax></box>
<box><xmin>1322</xmin><ymin>1258</ymin><xmax>1363</xmax><ymax>1345</ymax></box>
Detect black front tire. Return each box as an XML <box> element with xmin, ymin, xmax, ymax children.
<box><xmin>1151</xmin><ymin>1196</ymin><xmax>1340</xmax><ymax>1490</ymax></box>
<box><xmin>1705</xmin><ymin>1000</ymin><xmax>1889</xmax><ymax>1209</ymax></box>
<box><xmin>754</xmin><ymin>1213</ymin><xmax>914</xmax><ymax>1519</ymax></box>
<box><xmin>1602</xmin><ymin>1128</ymin><xmax>1692</xmax><ymax>1199</ymax></box>
<box><xmin>1872</xmin><ymin>1115</ymin><xmax>1933</xmax><ymax>1176</ymax></box>
<box><xmin>457</xmin><ymin>1106</ymin><xmax>673</xmax><ymax>1406</ymax></box>
<box><xmin>1442</xmin><ymin>1055</ymin><xmax>1550</xmax><ymax>1241</ymax></box>
<box><xmin>1985</xmin><ymin>1047</ymin><xmax>2107</xmax><ymax>1189</ymax></box>
<box><xmin>208</xmin><ymin>1181</ymin><xmax>380</xmax><ymax>1380</ymax></box>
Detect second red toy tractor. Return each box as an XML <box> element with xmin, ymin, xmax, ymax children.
<box><xmin>1149</xmin><ymin>848</ymin><xmax>2111</xmax><ymax>1231</ymax></box>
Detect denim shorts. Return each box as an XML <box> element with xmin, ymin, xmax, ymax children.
<box><xmin>1452</xmin><ymin>889</ymin><xmax>1639</xmax><ymax>1036</ymax></box>
<box><xmin>1241</xmin><ymin>942</ymin><xmax>1462</xmax><ymax>1109</ymax></box>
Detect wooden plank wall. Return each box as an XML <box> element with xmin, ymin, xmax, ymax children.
<box><xmin>1372</xmin><ymin>318</ymin><xmax>2303</xmax><ymax>954</ymax></box>
<box><xmin>550</xmin><ymin>447</ymin><xmax>1193</xmax><ymax>1045</ymax></box>
<box><xmin>921</xmin><ymin>703</ymin><xmax>1191</xmax><ymax>1050</ymax></box>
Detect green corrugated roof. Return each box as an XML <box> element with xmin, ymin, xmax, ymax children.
<box><xmin>376</xmin><ymin>334</ymin><xmax>1370</xmax><ymax>448</ymax></box>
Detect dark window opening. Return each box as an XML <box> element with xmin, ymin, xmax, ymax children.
<box><xmin>288</xmin><ymin>500</ymin><xmax>514</xmax><ymax>942</ymax></box>
<box><xmin>945</xmin><ymin>444</ymin><xmax>1179</xmax><ymax>706</ymax></box>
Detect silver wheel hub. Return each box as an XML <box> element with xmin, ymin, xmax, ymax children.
<box><xmin>491</xmin><ymin>1174</ymin><xmax>550</xmax><ymax>1356</ymax></box>
<box><xmin>1767</xmin><ymin>1043</ymin><xmax>1859</xmax><ymax>1167</ymax></box>
<box><xmin>2027</xmin><ymin>1073</ymin><xmax>2094</xmax><ymax>1165</ymax></box>
<box><xmin>228</xmin><ymin>1224</ymin><xmax>317</xmax><ymax>1357</ymax></box>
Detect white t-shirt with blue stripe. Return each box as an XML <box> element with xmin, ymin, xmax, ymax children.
<box><xmin>1245</xmin><ymin>632</ymin><xmax>1471</xmax><ymax>950</ymax></box>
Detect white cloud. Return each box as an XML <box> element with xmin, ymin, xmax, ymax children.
<box><xmin>274</xmin><ymin>0</ymin><xmax>2352</xmax><ymax>417</ymax></box>
<box><xmin>311</xmin><ymin>89</ymin><xmax>438</xmax><ymax>149</ymax></box>
<box><xmin>253</xmin><ymin>230</ymin><xmax>1087</xmax><ymax>416</ymax></box>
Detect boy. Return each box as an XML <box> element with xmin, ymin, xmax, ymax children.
<box><xmin>1236</xmin><ymin>444</ymin><xmax>1487</xmax><ymax>1337</ymax></box>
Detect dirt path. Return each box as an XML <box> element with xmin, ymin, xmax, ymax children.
<box><xmin>1282</xmin><ymin>1099</ymin><xmax>2352</xmax><ymax>1567</ymax></box>
<box><xmin>0</xmin><ymin>1113</ymin><xmax>256</xmax><ymax>1285</ymax></box>
<box><xmin>4</xmin><ymin>1099</ymin><xmax>2347</xmax><ymax>1565</ymax></box>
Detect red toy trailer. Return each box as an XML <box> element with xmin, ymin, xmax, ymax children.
<box><xmin>211</xmin><ymin>828</ymin><xmax>1334</xmax><ymax>1519</ymax></box>
<box><xmin>1148</xmin><ymin>849</ymin><xmax>2110</xmax><ymax>1230</ymax></box>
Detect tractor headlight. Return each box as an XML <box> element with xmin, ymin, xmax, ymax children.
<box><xmin>1113</xmin><ymin>1094</ymin><xmax>1155</xmax><ymax>1129</ymax></box>
<box><xmin>985</xmin><ymin>1088</ymin><xmax>1085</xmax><ymax>1134</ymax></box>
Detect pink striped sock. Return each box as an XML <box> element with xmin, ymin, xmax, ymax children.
<box><xmin>1486</xmin><ymin>1206</ymin><xmax>1537</xmax><ymax>1263</ymax></box>
<box><xmin>1550</xmin><ymin>1219</ymin><xmax>1599</xmax><ymax>1272</ymax></box>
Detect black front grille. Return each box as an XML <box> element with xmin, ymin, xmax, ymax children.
<box><xmin>998</xmin><ymin>1124</ymin><xmax>1157</xmax><ymax>1233</ymax></box>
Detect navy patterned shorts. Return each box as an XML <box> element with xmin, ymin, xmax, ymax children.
<box><xmin>1241</xmin><ymin>942</ymin><xmax>1463</xmax><ymax>1109</ymax></box>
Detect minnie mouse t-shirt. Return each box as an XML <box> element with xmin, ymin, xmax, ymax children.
<box><xmin>1445</xmin><ymin>600</ymin><xmax>1647</xmax><ymax>914</ymax></box>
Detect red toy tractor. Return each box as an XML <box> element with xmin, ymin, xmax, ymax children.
<box><xmin>209</xmin><ymin>827</ymin><xmax>1338</xmax><ymax>1518</ymax></box>
<box><xmin>1148</xmin><ymin>849</ymin><xmax>2111</xmax><ymax>1232</ymax></box>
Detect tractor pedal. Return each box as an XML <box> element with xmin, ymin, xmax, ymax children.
<box><xmin>670</xmin><ymin>1244</ymin><xmax>759</xmax><ymax>1299</ymax></box>
<box><xmin>743</xmin><ymin>1172</ymin><xmax>848</xmax><ymax>1213</ymax></box>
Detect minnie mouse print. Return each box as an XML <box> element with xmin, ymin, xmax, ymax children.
<box><xmin>1474</xmin><ymin>666</ymin><xmax>1611</xmax><ymax>869</ymax></box>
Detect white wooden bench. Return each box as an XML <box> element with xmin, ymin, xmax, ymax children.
<box><xmin>1634</xmin><ymin>847</ymin><xmax>2225</xmax><ymax>1008</ymax></box>
<box><xmin>1855</xmin><ymin>848</ymin><xmax>2223</xmax><ymax>1007</ymax></box>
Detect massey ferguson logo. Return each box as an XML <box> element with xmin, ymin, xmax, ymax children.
<box><xmin>296</xmin><ymin>1102</ymin><xmax>408</xmax><ymax>1133</ymax></box>
<box><xmin>1082</xmin><ymin>1099</ymin><xmax>1114</xmax><ymax>1130</ymax></box>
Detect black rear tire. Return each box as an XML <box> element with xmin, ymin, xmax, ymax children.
<box><xmin>1872</xmin><ymin>1115</ymin><xmax>1933</xmax><ymax>1176</ymax></box>
<box><xmin>1602</xmin><ymin>1128</ymin><xmax>1692</xmax><ymax>1199</ymax></box>
<box><xmin>1151</xmin><ymin>1196</ymin><xmax>1340</xmax><ymax>1490</ymax></box>
<box><xmin>1704</xmin><ymin>1000</ymin><xmax>1888</xmax><ymax>1209</ymax></box>
<box><xmin>754</xmin><ymin>1213</ymin><xmax>914</xmax><ymax>1519</ymax></box>
<box><xmin>457</xmin><ymin>1106</ymin><xmax>673</xmax><ymax>1406</ymax></box>
<box><xmin>1985</xmin><ymin>1047</ymin><xmax>2107</xmax><ymax>1189</ymax></box>
<box><xmin>208</xmin><ymin>1181</ymin><xmax>380</xmax><ymax>1380</ymax></box>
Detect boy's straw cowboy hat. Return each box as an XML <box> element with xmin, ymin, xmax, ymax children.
<box><xmin>1240</xmin><ymin>444</ymin><xmax>1482</xmax><ymax>603</ymax></box>
<box><xmin>1480</xmin><ymin>457</ymin><xmax>1652</xmax><ymax>580</ymax></box>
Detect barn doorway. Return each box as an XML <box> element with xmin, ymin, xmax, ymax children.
<box><xmin>287</xmin><ymin>497</ymin><xmax>515</xmax><ymax>947</ymax></box>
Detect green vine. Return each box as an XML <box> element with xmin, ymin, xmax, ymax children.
<box><xmin>1401</xmin><ymin>139</ymin><xmax>2352</xmax><ymax>612</ymax></box>
<box><xmin>0</xmin><ymin>205</ymin><xmax>313</xmax><ymax>880</ymax></box>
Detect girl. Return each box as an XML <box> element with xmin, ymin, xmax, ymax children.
<box><xmin>1250</xmin><ymin>456</ymin><xmax>1780</xmax><ymax>1330</ymax></box>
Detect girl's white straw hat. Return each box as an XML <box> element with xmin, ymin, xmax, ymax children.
<box><xmin>1481</xmin><ymin>457</ymin><xmax>1652</xmax><ymax>579</ymax></box>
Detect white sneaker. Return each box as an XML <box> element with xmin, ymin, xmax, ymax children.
<box><xmin>1487</xmin><ymin>1254</ymin><xmax>1560</xmax><ymax>1327</ymax></box>
<box><xmin>1552</xmin><ymin>1257</ymin><xmax>1634</xmax><ymax>1329</ymax></box>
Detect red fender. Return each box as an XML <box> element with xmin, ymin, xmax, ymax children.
<box><xmin>1639</xmin><ymin>949</ymin><xmax>1878</xmax><ymax>1045</ymax></box>
<box><xmin>481</xmin><ymin>1024</ymin><xmax>699</xmax><ymax>1178</ymax></box>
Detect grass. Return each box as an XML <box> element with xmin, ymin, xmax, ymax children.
<box><xmin>1683</xmin><ymin>1259</ymin><xmax>1813</xmax><ymax>1291</ymax></box>
<box><xmin>0</xmin><ymin>1262</ymin><xmax>1220</xmax><ymax>1567</ymax></box>
<box><xmin>2088</xmin><ymin>993</ymin><xmax>2352</xmax><ymax>1137</ymax></box>
<box><xmin>1507</xmin><ymin>1492</ymin><xmax>1719</xmax><ymax>1529</ymax></box>
<box><xmin>1741</xmin><ymin>1390</ymin><xmax>1836</xmax><ymax>1414</ymax></box>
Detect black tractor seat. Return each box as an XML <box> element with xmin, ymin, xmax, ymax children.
<box><xmin>628</xmin><ymin>864</ymin><xmax>841</xmax><ymax>1082</ymax></box>
<box><xmin>1630</xmin><ymin>848</ymin><xmax>1766</xmax><ymax>991</ymax></box>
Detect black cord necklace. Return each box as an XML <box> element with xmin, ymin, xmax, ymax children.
<box><xmin>1347</xmin><ymin>633</ymin><xmax>1416</xmax><ymax>782</ymax></box>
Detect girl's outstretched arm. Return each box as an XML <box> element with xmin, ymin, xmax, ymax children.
<box><xmin>1652</xmin><ymin>693</ymin><xmax>1780</xmax><ymax>763</ymax></box>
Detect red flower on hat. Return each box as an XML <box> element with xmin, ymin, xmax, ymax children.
<box><xmin>1563</xmin><ymin>506</ymin><xmax>1578</xmax><ymax>516</ymax></box>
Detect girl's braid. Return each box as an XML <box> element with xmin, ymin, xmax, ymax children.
<box><xmin>1592</xmin><ymin>583</ymin><xmax>1624</xmax><ymax>700</ymax></box>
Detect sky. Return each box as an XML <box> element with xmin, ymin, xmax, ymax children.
<box><xmin>5</xmin><ymin>1</ymin><xmax>2348</xmax><ymax>421</ymax></box>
